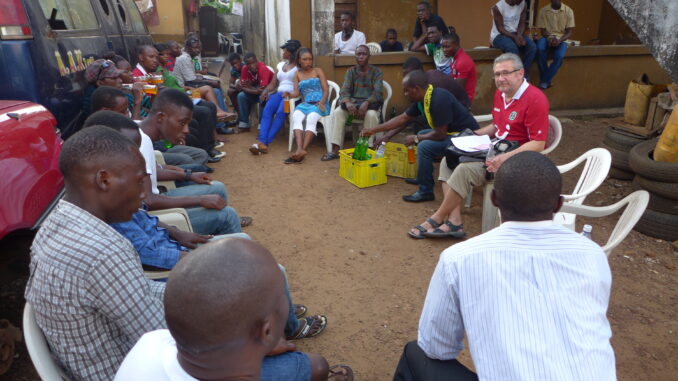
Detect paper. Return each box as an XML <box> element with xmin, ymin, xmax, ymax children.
<box><xmin>450</xmin><ymin>135</ymin><xmax>492</xmax><ymax>152</ymax></box>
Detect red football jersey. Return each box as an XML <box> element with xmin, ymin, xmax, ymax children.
<box><xmin>491</xmin><ymin>82</ymin><xmax>549</xmax><ymax>145</ymax></box>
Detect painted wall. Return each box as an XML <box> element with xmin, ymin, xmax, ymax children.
<box><xmin>355</xmin><ymin>0</ymin><xmax>436</xmax><ymax>48</ymax></box>
<box><xmin>290</xmin><ymin>0</ymin><xmax>312</xmax><ymax>49</ymax></box>
<box><xmin>148</xmin><ymin>0</ymin><xmax>190</xmax><ymax>42</ymax></box>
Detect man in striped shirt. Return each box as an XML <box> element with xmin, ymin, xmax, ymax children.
<box><xmin>394</xmin><ymin>152</ymin><xmax>617</xmax><ymax>380</ymax></box>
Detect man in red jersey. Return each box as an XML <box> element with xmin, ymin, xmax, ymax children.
<box><xmin>442</xmin><ymin>32</ymin><xmax>477</xmax><ymax>106</ymax></box>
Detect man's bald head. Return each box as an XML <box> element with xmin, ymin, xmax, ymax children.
<box><xmin>493</xmin><ymin>151</ymin><xmax>563</xmax><ymax>221</ymax></box>
<box><xmin>165</xmin><ymin>238</ymin><xmax>286</xmax><ymax>356</ymax></box>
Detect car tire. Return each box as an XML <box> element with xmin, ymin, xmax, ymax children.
<box><xmin>632</xmin><ymin>179</ymin><xmax>678</xmax><ymax>215</ymax></box>
<box><xmin>633</xmin><ymin>175</ymin><xmax>678</xmax><ymax>201</ymax></box>
<box><xmin>609</xmin><ymin>167</ymin><xmax>635</xmax><ymax>181</ymax></box>
<box><xmin>633</xmin><ymin>209</ymin><xmax>678</xmax><ymax>241</ymax></box>
<box><xmin>602</xmin><ymin>143</ymin><xmax>632</xmax><ymax>172</ymax></box>
<box><xmin>602</xmin><ymin>127</ymin><xmax>647</xmax><ymax>151</ymax></box>
<box><xmin>629</xmin><ymin>139</ymin><xmax>678</xmax><ymax>182</ymax></box>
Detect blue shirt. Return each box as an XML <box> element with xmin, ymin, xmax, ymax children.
<box><xmin>111</xmin><ymin>208</ymin><xmax>186</xmax><ymax>270</ymax></box>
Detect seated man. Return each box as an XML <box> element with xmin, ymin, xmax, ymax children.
<box><xmin>490</xmin><ymin>0</ymin><xmax>536</xmax><ymax>79</ymax></box>
<box><xmin>24</xmin><ymin>126</ymin><xmax>165</xmax><ymax>380</ymax></box>
<box><xmin>407</xmin><ymin>53</ymin><xmax>548</xmax><ymax>238</ymax></box>
<box><xmin>227</xmin><ymin>53</ymin><xmax>244</xmax><ymax>117</ymax></box>
<box><xmin>333</xmin><ymin>12</ymin><xmax>366</xmax><ymax>55</ymax></box>
<box><xmin>412</xmin><ymin>1</ymin><xmax>448</xmax><ymax>44</ymax></box>
<box><xmin>362</xmin><ymin>70</ymin><xmax>479</xmax><ymax>203</ymax></box>
<box><xmin>442</xmin><ymin>32</ymin><xmax>477</xmax><ymax>105</ymax></box>
<box><xmin>401</xmin><ymin>57</ymin><xmax>469</xmax><ymax>109</ymax></box>
<box><xmin>411</xmin><ymin>25</ymin><xmax>451</xmax><ymax>75</ymax></box>
<box><xmin>237</xmin><ymin>52</ymin><xmax>274</xmax><ymax>132</ymax></box>
<box><xmin>380</xmin><ymin>28</ymin><xmax>404</xmax><ymax>52</ymax></box>
<box><xmin>115</xmin><ymin>239</ymin><xmax>354</xmax><ymax>381</ymax></box>
<box><xmin>162</xmin><ymin>40</ymin><xmax>182</xmax><ymax>72</ymax></box>
<box><xmin>325</xmin><ymin>44</ymin><xmax>383</xmax><ymax>160</ymax></box>
<box><xmin>137</xmin><ymin>89</ymin><xmax>252</xmax><ymax>236</ymax></box>
<box><xmin>394</xmin><ymin>152</ymin><xmax>616</xmax><ymax>380</ymax></box>
<box><xmin>536</xmin><ymin>0</ymin><xmax>575</xmax><ymax>89</ymax></box>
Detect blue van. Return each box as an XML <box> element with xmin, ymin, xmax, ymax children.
<box><xmin>0</xmin><ymin>0</ymin><xmax>153</xmax><ymax>132</ymax></box>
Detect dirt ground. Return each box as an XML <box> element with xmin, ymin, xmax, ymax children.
<box><xmin>0</xmin><ymin>116</ymin><xmax>676</xmax><ymax>380</ymax></box>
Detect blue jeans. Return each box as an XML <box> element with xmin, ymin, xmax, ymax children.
<box><xmin>213</xmin><ymin>88</ymin><xmax>228</xmax><ymax>111</ymax></box>
<box><xmin>237</xmin><ymin>92</ymin><xmax>262</xmax><ymax>127</ymax></box>
<box><xmin>261</xmin><ymin>351</ymin><xmax>311</xmax><ymax>381</ymax></box>
<box><xmin>164</xmin><ymin>181</ymin><xmax>241</xmax><ymax>235</ymax></box>
<box><xmin>492</xmin><ymin>34</ymin><xmax>536</xmax><ymax>77</ymax></box>
<box><xmin>278</xmin><ymin>264</ymin><xmax>300</xmax><ymax>337</ymax></box>
<box><xmin>537</xmin><ymin>38</ymin><xmax>567</xmax><ymax>86</ymax></box>
<box><xmin>258</xmin><ymin>92</ymin><xmax>288</xmax><ymax>145</ymax></box>
<box><xmin>416</xmin><ymin>129</ymin><xmax>453</xmax><ymax>194</ymax></box>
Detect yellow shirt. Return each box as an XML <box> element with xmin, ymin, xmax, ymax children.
<box><xmin>536</xmin><ymin>3</ymin><xmax>575</xmax><ymax>39</ymax></box>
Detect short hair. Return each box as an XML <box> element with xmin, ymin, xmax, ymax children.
<box><xmin>228</xmin><ymin>53</ymin><xmax>241</xmax><ymax>62</ymax></box>
<box><xmin>149</xmin><ymin>88</ymin><xmax>194</xmax><ymax>115</ymax></box>
<box><xmin>494</xmin><ymin>152</ymin><xmax>562</xmax><ymax>220</ymax></box>
<box><xmin>427</xmin><ymin>24</ymin><xmax>442</xmax><ymax>32</ymax></box>
<box><xmin>102</xmin><ymin>51</ymin><xmax>127</xmax><ymax>66</ymax></box>
<box><xmin>136</xmin><ymin>44</ymin><xmax>155</xmax><ymax>56</ymax></box>
<box><xmin>403</xmin><ymin>70</ymin><xmax>428</xmax><ymax>89</ymax></box>
<box><xmin>402</xmin><ymin>57</ymin><xmax>423</xmax><ymax>71</ymax></box>
<box><xmin>185</xmin><ymin>37</ymin><xmax>200</xmax><ymax>48</ymax></box>
<box><xmin>341</xmin><ymin>11</ymin><xmax>353</xmax><ymax>20</ymax></box>
<box><xmin>494</xmin><ymin>52</ymin><xmax>524</xmax><ymax>71</ymax></box>
<box><xmin>167</xmin><ymin>40</ymin><xmax>179</xmax><ymax>48</ymax></box>
<box><xmin>355</xmin><ymin>44</ymin><xmax>370</xmax><ymax>55</ymax></box>
<box><xmin>243</xmin><ymin>52</ymin><xmax>257</xmax><ymax>61</ymax></box>
<box><xmin>83</xmin><ymin>110</ymin><xmax>139</xmax><ymax>132</ymax></box>
<box><xmin>418</xmin><ymin>1</ymin><xmax>432</xmax><ymax>10</ymax></box>
<box><xmin>91</xmin><ymin>86</ymin><xmax>127</xmax><ymax>112</ymax></box>
<box><xmin>154</xmin><ymin>43</ymin><xmax>168</xmax><ymax>52</ymax></box>
<box><xmin>386</xmin><ymin>28</ymin><xmax>397</xmax><ymax>36</ymax></box>
<box><xmin>59</xmin><ymin>125</ymin><xmax>136</xmax><ymax>180</ymax></box>
<box><xmin>296</xmin><ymin>47</ymin><xmax>313</xmax><ymax>62</ymax></box>
<box><xmin>442</xmin><ymin>32</ymin><xmax>460</xmax><ymax>45</ymax></box>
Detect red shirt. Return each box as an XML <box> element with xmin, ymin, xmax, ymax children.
<box><xmin>240</xmin><ymin>62</ymin><xmax>273</xmax><ymax>88</ymax></box>
<box><xmin>164</xmin><ymin>56</ymin><xmax>176</xmax><ymax>72</ymax></box>
<box><xmin>450</xmin><ymin>48</ymin><xmax>477</xmax><ymax>104</ymax></box>
<box><xmin>491</xmin><ymin>81</ymin><xmax>549</xmax><ymax>146</ymax></box>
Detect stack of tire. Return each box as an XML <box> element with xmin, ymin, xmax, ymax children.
<box><xmin>629</xmin><ymin>138</ymin><xmax>678</xmax><ymax>241</ymax></box>
<box><xmin>602</xmin><ymin>127</ymin><xmax>650</xmax><ymax>180</ymax></box>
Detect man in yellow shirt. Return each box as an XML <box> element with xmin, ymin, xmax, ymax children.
<box><xmin>536</xmin><ymin>0</ymin><xmax>575</xmax><ymax>89</ymax></box>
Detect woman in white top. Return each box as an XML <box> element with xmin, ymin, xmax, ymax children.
<box><xmin>249</xmin><ymin>40</ymin><xmax>301</xmax><ymax>154</ymax></box>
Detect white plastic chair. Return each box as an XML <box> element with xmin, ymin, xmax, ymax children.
<box><xmin>288</xmin><ymin>80</ymin><xmax>340</xmax><ymax>153</ymax></box>
<box><xmin>144</xmin><ymin>208</ymin><xmax>194</xmax><ymax>280</ymax></box>
<box><xmin>366</xmin><ymin>42</ymin><xmax>382</xmax><ymax>53</ymax></box>
<box><xmin>559</xmin><ymin>190</ymin><xmax>649</xmax><ymax>256</ymax></box>
<box><xmin>154</xmin><ymin>151</ymin><xmax>175</xmax><ymax>192</ymax></box>
<box><xmin>23</xmin><ymin>303</ymin><xmax>71</xmax><ymax>381</ymax></box>
<box><xmin>554</xmin><ymin>148</ymin><xmax>612</xmax><ymax>230</ymax></box>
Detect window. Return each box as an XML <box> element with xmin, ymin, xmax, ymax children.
<box><xmin>122</xmin><ymin>0</ymin><xmax>146</xmax><ymax>33</ymax></box>
<box><xmin>38</xmin><ymin>0</ymin><xmax>98</xmax><ymax>30</ymax></box>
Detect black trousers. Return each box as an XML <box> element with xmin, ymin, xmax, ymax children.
<box><xmin>190</xmin><ymin>100</ymin><xmax>217</xmax><ymax>152</ymax></box>
<box><xmin>393</xmin><ymin>341</ymin><xmax>478</xmax><ymax>381</ymax></box>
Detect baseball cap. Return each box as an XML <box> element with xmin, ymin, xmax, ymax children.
<box><xmin>85</xmin><ymin>59</ymin><xmax>123</xmax><ymax>84</ymax></box>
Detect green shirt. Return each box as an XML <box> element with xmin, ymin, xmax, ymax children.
<box><xmin>425</xmin><ymin>43</ymin><xmax>452</xmax><ymax>76</ymax></box>
<box><xmin>156</xmin><ymin>67</ymin><xmax>182</xmax><ymax>90</ymax></box>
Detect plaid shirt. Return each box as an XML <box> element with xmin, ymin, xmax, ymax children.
<box><xmin>25</xmin><ymin>200</ymin><xmax>166</xmax><ymax>381</ymax></box>
<box><xmin>111</xmin><ymin>208</ymin><xmax>186</xmax><ymax>270</ymax></box>
<box><xmin>172</xmin><ymin>52</ymin><xmax>197</xmax><ymax>87</ymax></box>
<box><xmin>338</xmin><ymin>64</ymin><xmax>383</xmax><ymax>106</ymax></box>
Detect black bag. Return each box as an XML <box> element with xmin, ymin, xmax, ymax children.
<box><xmin>445</xmin><ymin>129</ymin><xmax>519</xmax><ymax>170</ymax></box>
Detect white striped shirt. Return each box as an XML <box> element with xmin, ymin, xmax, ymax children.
<box><xmin>418</xmin><ymin>220</ymin><xmax>616</xmax><ymax>380</ymax></box>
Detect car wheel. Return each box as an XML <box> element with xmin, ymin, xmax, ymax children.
<box><xmin>609</xmin><ymin>167</ymin><xmax>635</xmax><ymax>181</ymax></box>
<box><xmin>602</xmin><ymin>127</ymin><xmax>648</xmax><ymax>151</ymax></box>
<box><xmin>602</xmin><ymin>143</ymin><xmax>632</xmax><ymax>172</ymax></box>
<box><xmin>633</xmin><ymin>208</ymin><xmax>678</xmax><ymax>241</ymax></box>
<box><xmin>629</xmin><ymin>139</ymin><xmax>678</xmax><ymax>182</ymax></box>
<box><xmin>633</xmin><ymin>175</ymin><xmax>678</xmax><ymax>201</ymax></box>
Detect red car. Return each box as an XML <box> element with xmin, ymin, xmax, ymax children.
<box><xmin>0</xmin><ymin>100</ymin><xmax>63</xmax><ymax>240</ymax></box>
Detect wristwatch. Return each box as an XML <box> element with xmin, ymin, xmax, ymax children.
<box><xmin>184</xmin><ymin>169</ymin><xmax>192</xmax><ymax>181</ymax></box>
<box><xmin>413</xmin><ymin>135</ymin><xmax>420</xmax><ymax>144</ymax></box>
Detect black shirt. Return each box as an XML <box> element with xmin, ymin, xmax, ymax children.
<box><xmin>406</xmin><ymin>88</ymin><xmax>478</xmax><ymax>134</ymax></box>
<box><xmin>426</xmin><ymin>70</ymin><xmax>471</xmax><ymax>108</ymax></box>
<box><xmin>380</xmin><ymin>40</ymin><xmax>404</xmax><ymax>52</ymax></box>
<box><xmin>413</xmin><ymin>14</ymin><xmax>449</xmax><ymax>39</ymax></box>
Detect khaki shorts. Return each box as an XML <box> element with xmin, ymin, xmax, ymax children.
<box><xmin>438</xmin><ymin>158</ymin><xmax>486</xmax><ymax>198</ymax></box>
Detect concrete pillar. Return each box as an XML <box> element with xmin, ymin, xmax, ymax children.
<box><xmin>311</xmin><ymin>0</ymin><xmax>335</xmax><ymax>56</ymax></box>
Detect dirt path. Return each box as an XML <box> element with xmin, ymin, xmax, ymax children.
<box><xmin>1</xmin><ymin>117</ymin><xmax>676</xmax><ymax>380</ymax></box>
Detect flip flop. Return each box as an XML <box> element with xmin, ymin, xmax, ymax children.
<box><xmin>294</xmin><ymin>304</ymin><xmax>307</xmax><ymax>318</ymax></box>
<box><xmin>424</xmin><ymin>221</ymin><xmax>466</xmax><ymax>238</ymax></box>
<box><xmin>284</xmin><ymin>156</ymin><xmax>304</xmax><ymax>164</ymax></box>
<box><xmin>321</xmin><ymin>152</ymin><xmax>340</xmax><ymax>161</ymax></box>
<box><xmin>240</xmin><ymin>216</ymin><xmax>253</xmax><ymax>227</ymax></box>
<box><xmin>287</xmin><ymin>315</ymin><xmax>327</xmax><ymax>340</ymax></box>
<box><xmin>328</xmin><ymin>365</ymin><xmax>354</xmax><ymax>381</ymax></box>
<box><xmin>249</xmin><ymin>144</ymin><xmax>261</xmax><ymax>155</ymax></box>
<box><xmin>407</xmin><ymin>218</ymin><xmax>440</xmax><ymax>239</ymax></box>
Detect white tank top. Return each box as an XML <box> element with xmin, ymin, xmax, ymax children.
<box><xmin>276</xmin><ymin>61</ymin><xmax>298</xmax><ymax>93</ymax></box>
<box><xmin>490</xmin><ymin>0</ymin><xmax>526</xmax><ymax>41</ymax></box>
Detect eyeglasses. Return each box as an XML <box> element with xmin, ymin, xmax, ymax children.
<box><xmin>493</xmin><ymin>69</ymin><xmax>520</xmax><ymax>79</ymax></box>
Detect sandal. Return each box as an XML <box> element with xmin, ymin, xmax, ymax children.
<box><xmin>249</xmin><ymin>144</ymin><xmax>261</xmax><ymax>155</ymax></box>
<box><xmin>284</xmin><ymin>156</ymin><xmax>304</xmax><ymax>164</ymax></box>
<box><xmin>240</xmin><ymin>216</ymin><xmax>253</xmax><ymax>227</ymax></box>
<box><xmin>294</xmin><ymin>304</ymin><xmax>307</xmax><ymax>318</ymax></box>
<box><xmin>407</xmin><ymin>218</ymin><xmax>440</xmax><ymax>239</ymax></box>
<box><xmin>328</xmin><ymin>365</ymin><xmax>354</xmax><ymax>381</ymax></box>
<box><xmin>287</xmin><ymin>315</ymin><xmax>327</xmax><ymax>340</ymax></box>
<box><xmin>321</xmin><ymin>152</ymin><xmax>340</xmax><ymax>161</ymax></box>
<box><xmin>424</xmin><ymin>221</ymin><xmax>466</xmax><ymax>238</ymax></box>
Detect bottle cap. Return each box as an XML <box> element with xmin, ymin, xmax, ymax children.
<box><xmin>583</xmin><ymin>224</ymin><xmax>592</xmax><ymax>232</ymax></box>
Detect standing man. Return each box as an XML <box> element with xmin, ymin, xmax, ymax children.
<box><xmin>362</xmin><ymin>70</ymin><xmax>478</xmax><ymax>202</ymax></box>
<box><xmin>394</xmin><ymin>152</ymin><xmax>617</xmax><ymax>380</ymax></box>
<box><xmin>411</xmin><ymin>25</ymin><xmax>451</xmax><ymax>75</ymax></box>
<box><xmin>325</xmin><ymin>45</ymin><xmax>383</xmax><ymax>161</ymax></box>
<box><xmin>536</xmin><ymin>0</ymin><xmax>575</xmax><ymax>89</ymax></box>
<box><xmin>442</xmin><ymin>32</ymin><xmax>477</xmax><ymax>105</ymax></box>
<box><xmin>490</xmin><ymin>0</ymin><xmax>536</xmax><ymax>79</ymax></box>
<box><xmin>412</xmin><ymin>1</ymin><xmax>448</xmax><ymax>43</ymax></box>
<box><xmin>334</xmin><ymin>12</ymin><xmax>366</xmax><ymax>55</ymax></box>
<box><xmin>237</xmin><ymin>52</ymin><xmax>274</xmax><ymax>132</ymax></box>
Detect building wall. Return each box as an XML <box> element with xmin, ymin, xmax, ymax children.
<box><xmin>148</xmin><ymin>0</ymin><xmax>190</xmax><ymax>42</ymax></box>
<box><xmin>290</xmin><ymin>0</ymin><xmax>313</xmax><ymax>49</ymax></box>
<box><xmin>355</xmin><ymin>0</ymin><xmax>436</xmax><ymax>48</ymax></box>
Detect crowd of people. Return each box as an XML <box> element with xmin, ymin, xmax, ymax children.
<box><xmin>23</xmin><ymin>1</ymin><xmax>620</xmax><ymax>380</ymax></box>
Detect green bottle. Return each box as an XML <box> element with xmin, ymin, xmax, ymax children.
<box><xmin>353</xmin><ymin>136</ymin><xmax>370</xmax><ymax>160</ymax></box>
<box><xmin>345</xmin><ymin>115</ymin><xmax>354</xmax><ymax>126</ymax></box>
<box><xmin>163</xmin><ymin>139</ymin><xmax>173</xmax><ymax>149</ymax></box>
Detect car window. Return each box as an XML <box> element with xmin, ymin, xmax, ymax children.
<box><xmin>38</xmin><ymin>0</ymin><xmax>99</xmax><ymax>30</ymax></box>
<box><xmin>124</xmin><ymin>0</ymin><xmax>147</xmax><ymax>33</ymax></box>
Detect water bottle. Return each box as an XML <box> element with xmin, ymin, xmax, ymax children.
<box><xmin>375</xmin><ymin>142</ymin><xmax>386</xmax><ymax>158</ymax></box>
<box><xmin>485</xmin><ymin>146</ymin><xmax>496</xmax><ymax>181</ymax></box>
<box><xmin>581</xmin><ymin>224</ymin><xmax>593</xmax><ymax>240</ymax></box>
